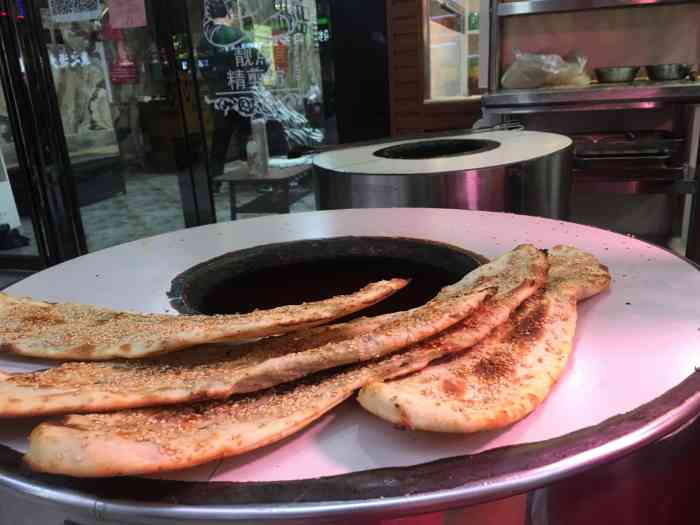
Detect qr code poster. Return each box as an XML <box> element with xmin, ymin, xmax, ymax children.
<box><xmin>48</xmin><ymin>0</ymin><xmax>102</xmax><ymax>23</ymax></box>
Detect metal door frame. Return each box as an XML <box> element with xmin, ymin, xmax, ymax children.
<box><xmin>0</xmin><ymin>0</ymin><xmax>84</xmax><ymax>268</ymax></box>
<box><xmin>155</xmin><ymin>0</ymin><xmax>216</xmax><ymax>227</ymax></box>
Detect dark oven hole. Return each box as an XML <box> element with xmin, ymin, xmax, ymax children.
<box><xmin>373</xmin><ymin>139</ymin><xmax>500</xmax><ymax>160</ymax></box>
<box><xmin>168</xmin><ymin>237</ymin><xmax>485</xmax><ymax>320</ymax></box>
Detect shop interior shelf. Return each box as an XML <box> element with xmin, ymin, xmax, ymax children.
<box><xmin>497</xmin><ymin>0</ymin><xmax>698</xmax><ymax>17</ymax></box>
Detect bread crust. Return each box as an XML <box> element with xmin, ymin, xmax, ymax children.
<box><xmin>23</xmin><ymin>289</ymin><xmax>493</xmax><ymax>477</ymax></box>
<box><xmin>0</xmin><ymin>279</ymin><xmax>407</xmax><ymax>361</ymax></box>
<box><xmin>1</xmin><ymin>284</ymin><xmax>490</xmax><ymax>416</ymax></box>
<box><xmin>357</xmin><ymin>246</ymin><xmax>611</xmax><ymax>433</ymax></box>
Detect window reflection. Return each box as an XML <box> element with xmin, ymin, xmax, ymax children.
<box><xmin>427</xmin><ymin>0</ymin><xmax>481</xmax><ymax>100</ymax></box>
<box><xmin>45</xmin><ymin>19</ymin><xmax>119</xmax><ymax>159</ymax></box>
<box><xmin>198</xmin><ymin>0</ymin><xmax>325</xmax><ymax>182</ymax></box>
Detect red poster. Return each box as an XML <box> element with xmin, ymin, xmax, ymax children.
<box><xmin>107</xmin><ymin>0</ymin><xmax>147</xmax><ymax>29</ymax></box>
<box><xmin>110</xmin><ymin>63</ymin><xmax>138</xmax><ymax>84</ymax></box>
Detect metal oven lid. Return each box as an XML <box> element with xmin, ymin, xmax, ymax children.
<box><xmin>0</xmin><ymin>209</ymin><xmax>699</xmax><ymax>524</ymax></box>
<box><xmin>313</xmin><ymin>130</ymin><xmax>572</xmax><ymax>175</ymax></box>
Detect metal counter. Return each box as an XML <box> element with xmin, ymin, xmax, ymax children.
<box><xmin>1</xmin><ymin>209</ymin><xmax>700</xmax><ymax>523</ymax></box>
<box><xmin>313</xmin><ymin>130</ymin><xmax>573</xmax><ymax>220</ymax></box>
<box><xmin>482</xmin><ymin>80</ymin><xmax>700</xmax><ymax>114</ymax></box>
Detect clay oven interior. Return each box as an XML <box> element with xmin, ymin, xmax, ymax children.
<box><xmin>373</xmin><ymin>139</ymin><xmax>501</xmax><ymax>160</ymax></box>
<box><xmin>168</xmin><ymin>237</ymin><xmax>485</xmax><ymax>318</ymax></box>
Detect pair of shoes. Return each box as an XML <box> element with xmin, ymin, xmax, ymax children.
<box><xmin>0</xmin><ymin>225</ymin><xmax>30</xmax><ymax>250</ymax></box>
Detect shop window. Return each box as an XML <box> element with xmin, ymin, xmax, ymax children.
<box><xmin>198</xmin><ymin>0</ymin><xmax>326</xmax><ymax>161</ymax></box>
<box><xmin>426</xmin><ymin>0</ymin><xmax>484</xmax><ymax>101</ymax></box>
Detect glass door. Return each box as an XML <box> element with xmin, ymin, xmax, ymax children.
<box><xmin>0</xmin><ymin>0</ymin><xmax>215</xmax><ymax>268</ymax></box>
<box><xmin>0</xmin><ymin>0</ymin><xmax>331</xmax><ymax>268</ymax></box>
<box><xmin>192</xmin><ymin>0</ymin><xmax>327</xmax><ymax>221</ymax></box>
<box><xmin>0</xmin><ymin>0</ymin><xmax>84</xmax><ymax>269</ymax></box>
<box><xmin>0</xmin><ymin>80</ymin><xmax>46</xmax><ymax>268</ymax></box>
<box><xmin>38</xmin><ymin>0</ymin><xmax>214</xmax><ymax>252</ymax></box>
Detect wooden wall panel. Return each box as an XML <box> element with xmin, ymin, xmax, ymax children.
<box><xmin>393</xmin><ymin>34</ymin><xmax>419</xmax><ymax>51</ymax></box>
<box><xmin>394</xmin><ymin>68</ymin><xmax>420</xmax><ymax>83</ymax></box>
<box><xmin>390</xmin><ymin>0</ymin><xmax>419</xmax><ymax>16</ymax></box>
<box><xmin>386</xmin><ymin>0</ymin><xmax>481</xmax><ymax>137</ymax></box>
<box><xmin>392</xmin><ymin>51</ymin><xmax>420</xmax><ymax>68</ymax></box>
<box><xmin>392</xmin><ymin>18</ymin><xmax>421</xmax><ymax>35</ymax></box>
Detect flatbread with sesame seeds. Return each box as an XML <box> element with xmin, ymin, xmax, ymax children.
<box><xmin>22</xmin><ymin>245</ymin><xmax>550</xmax><ymax>477</ymax></box>
<box><xmin>0</xmin><ymin>279</ymin><xmax>408</xmax><ymax>361</ymax></box>
<box><xmin>357</xmin><ymin>246</ymin><xmax>611</xmax><ymax>433</ymax></box>
<box><xmin>0</xmin><ymin>284</ymin><xmax>492</xmax><ymax>417</ymax></box>
<box><xmin>23</xmin><ymin>299</ymin><xmax>521</xmax><ymax>478</ymax></box>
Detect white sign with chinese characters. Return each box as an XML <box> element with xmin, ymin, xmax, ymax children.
<box><xmin>48</xmin><ymin>0</ymin><xmax>102</xmax><ymax>23</ymax></box>
<box><xmin>223</xmin><ymin>48</ymin><xmax>268</xmax><ymax>91</ymax></box>
<box><xmin>201</xmin><ymin>0</ymin><xmax>323</xmax><ymax>147</ymax></box>
<box><xmin>49</xmin><ymin>49</ymin><xmax>92</xmax><ymax>69</ymax></box>
<box><xmin>201</xmin><ymin>0</ymin><xmax>306</xmax><ymax>119</ymax></box>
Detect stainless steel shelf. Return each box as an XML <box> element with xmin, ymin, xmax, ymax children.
<box><xmin>573</xmin><ymin>169</ymin><xmax>696</xmax><ymax>194</ymax></box>
<box><xmin>497</xmin><ymin>0</ymin><xmax>698</xmax><ymax>17</ymax></box>
<box><xmin>482</xmin><ymin>80</ymin><xmax>700</xmax><ymax>114</ymax></box>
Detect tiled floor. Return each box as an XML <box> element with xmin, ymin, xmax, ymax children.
<box><xmin>0</xmin><ymin>169</ymin><xmax>316</xmax><ymax>257</ymax></box>
<box><xmin>0</xmin><ymin>218</ymin><xmax>40</xmax><ymax>257</ymax></box>
<box><xmin>79</xmin><ymin>171</ymin><xmax>315</xmax><ymax>252</ymax></box>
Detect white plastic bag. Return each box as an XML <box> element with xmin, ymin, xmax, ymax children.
<box><xmin>501</xmin><ymin>49</ymin><xmax>591</xmax><ymax>89</ymax></box>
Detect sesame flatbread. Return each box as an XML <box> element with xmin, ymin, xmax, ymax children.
<box><xmin>357</xmin><ymin>246</ymin><xmax>611</xmax><ymax>433</ymax></box>
<box><xmin>0</xmin><ymin>286</ymin><xmax>492</xmax><ymax>417</ymax></box>
<box><xmin>23</xmin><ymin>246</ymin><xmax>551</xmax><ymax>477</ymax></box>
<box><xmin>423</xmin><ymin>245</ymin><xmax>550</xmax><ymax>356</ymax></box>
<box><xmin>23</xmin><ymin>303</ymin><xmax>509</xmax><ymax>477</ymax></box>
<box><xmin>0</xmin><ymin>279</ymin><xmax>407</xmax><ymax>361</ymax></box>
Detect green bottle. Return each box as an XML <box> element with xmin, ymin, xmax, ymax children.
<box><xmin>468</xmin><ymin>12</ymin><xmax>479</xmax><ymax>32</ymax></box>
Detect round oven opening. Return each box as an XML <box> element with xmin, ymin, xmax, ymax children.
<box><xmin>373</xmin><ymin>139</ymin><xmax>500</xmax><ymax>160</ymax></box>
<box><xmin>168</xmin><ymin>237</ymin><xmax>485</xmax><ymax>318</ymax></box>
